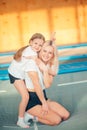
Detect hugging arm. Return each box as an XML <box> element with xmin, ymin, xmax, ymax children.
<box><xmin>24</xmin><ymin>55</ymin><xmax>58</xmax><ymax>77</ymax></box>
<box><xmin>48</xmin><ymin>59</ymin><xmax>59</xmax><ymax>76</ymax></box>
<box><xmin>43</xmin><ymin>69</ymin><xmax>53</xmax><ymax>88</ymax></box>
<box><xmin>36</xmin><ymin>58</ymin><xmax>58</xmax><ymax>76</ymax></box>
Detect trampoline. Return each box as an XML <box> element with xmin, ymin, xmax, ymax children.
<box><xmin>0</xmin><ymin>43</ymin><xmax>87</xmax><ymax>80</ymax></box>
<box><xmin>0</xmin><ymin>53</ymin><xmax>87</xmax><ymax>80</ymax></box>
<box><xmin>0</xmin><ymin>44</ymin><xmax>87</xmax><ymax>130</ymax></box>
<box><xmin>0</xmin><ymin>71</ymin><xmax>87</xmax><ymax>130</ymax></box>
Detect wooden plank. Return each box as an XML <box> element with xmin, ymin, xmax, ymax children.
<box><xmin>0</xmin><ymin>0</ymin><xmax>87</xmax><ymax>52</ymax></box>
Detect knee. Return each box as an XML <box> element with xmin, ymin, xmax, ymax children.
<box><xmin>22</xmin><ymin>93</ymin><xmax>29</xmax><ymax>102</ymax></box>
<box><xmin>54</xmin><ymin>117</ymin><xmax>62</xmax><ymax>125</ymax></box>
<box><xmin>50</xmin><ymin>116</ymin><xmax>62</xmax><ymax>126</ymax></box>
<box><xmin>25</xmin><ymin>93</ymin><xmax>29</xmax><ymax>101</ymax></box>
<box><xmin>63</xmin><ymin>111</ymin><xmax>70</xmax><ymax>120</ymax></box>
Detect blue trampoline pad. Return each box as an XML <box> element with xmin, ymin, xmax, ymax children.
<box><xmin>0</xmin><ymin>71</ymin><xmax>87</xmax><ymax>130</ymax></box>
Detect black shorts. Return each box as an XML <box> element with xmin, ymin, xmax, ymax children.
<box><xmin>26</xmin><ymin>90</ymin><xmax>48</xmax><ymax>111</ymax></box>
<box><xmin>8</xmin><ymin>73</ymin><xmax>20</xmax><ymax>84</ymax></box>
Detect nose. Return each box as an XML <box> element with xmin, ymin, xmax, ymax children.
<box><xmin>44</xmin><ymin>52</ymin><xmax>49</xmax><ymax>58</ymax></box>
<box><xmin>35</xmin><ymin>45</ymin><xmax>39</xmax><ymax>49</ymax></box>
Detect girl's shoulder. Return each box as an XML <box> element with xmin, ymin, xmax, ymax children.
<box><xmin>22</xmin><ymin>46</ymin><xmax>37</xmax><ymax>57</ymax></box>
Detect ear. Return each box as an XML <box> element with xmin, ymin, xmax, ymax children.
<box><xmin>29</xmin><ymin>40</ymin><xmax>33</xmax><ymax>45</ymax></box>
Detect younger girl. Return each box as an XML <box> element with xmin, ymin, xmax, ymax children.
<box><xmin>8</xmin><ymin>33</ymin><xmax>45</xmax><ymax>128</ymax></box>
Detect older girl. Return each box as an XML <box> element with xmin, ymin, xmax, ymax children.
<box><xmin>24</xmin><ymin>40</ymin><xmax>70</xmax><ymax>126</ymax></box>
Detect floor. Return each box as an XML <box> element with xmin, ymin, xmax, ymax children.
<box><xmin>0</xmin><ymin>71</ymin><xmax>87</xmax><ymax>130</ymax></box>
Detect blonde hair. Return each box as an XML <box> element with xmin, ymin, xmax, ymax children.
<box><xmin>14</xmin><ymin>33</ymin><xmax>45</xmax><ymax>61</ymax></box>
<box><xmin>39</xmin><ymin>40</ymin><xmax>58</xmax><ymax>66</ymax></box>
<box><xmin>29</xmin><ymin>33</ymin><xmax>45</xmax><ymax>43</ymax></box>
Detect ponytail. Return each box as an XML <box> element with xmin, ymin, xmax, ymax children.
<box><xmin>14</xmin><ymin>45</ymin><xmax>28</xmax><ymax>61</ymax></box>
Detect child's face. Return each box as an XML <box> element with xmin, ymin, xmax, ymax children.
<box><xmin>30</xmin><ymin>38</ymin><xmax>44</xmax><ymax>52</ymax></box>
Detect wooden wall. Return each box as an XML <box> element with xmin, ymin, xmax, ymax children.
<box><xmin>0</xmin><ymin>0</ymin><xmax>87</xmax><ymax>52</ymax></box>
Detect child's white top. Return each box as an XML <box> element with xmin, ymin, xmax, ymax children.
<box><xmin>8</xmin><ymin>46</ymin><xmax>37</xmax><ymax>79</ymax></box>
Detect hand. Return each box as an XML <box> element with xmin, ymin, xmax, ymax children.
<box><xmin>39</xmin><ymin>63</ymin><xmax>47</xmax><ymax>72</ymax></box>
<box><xmin>41</xmin><ymin>101</ymin><xmax>49</xmax><ymax>116</ymax></box>
<box><xmin>36</xmin><ymin>59</ymin><xmax>47</xmax><ymax>72</ymax></box>
<box><xmin>50</xmin><ymin>32</ymin><xmax>56</xmax><ymax>41</ymax></box>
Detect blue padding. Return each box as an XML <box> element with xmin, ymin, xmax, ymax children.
<box><xmin>59</xmin><ymin>61</ymin><xmax>87</xmax><ymax>74</ymax></box>
<box><xmin>0</xmin><ymin>54</ymin><xmax>87</xmax><ymax>68</ymax></box>
<box><xmin>59</xmin><ymin>54</ymin><xmax>87</xmax><ymax>61</ymax></box>
<box><xmin>0</xmin><ymin>75</ymin><xmax>9</xmax><ymax>80</ymax></box>
<box><xmin>58</xmin><ymin>43</ymin><xmax>87</xmax><ymax>49</ymax></box>
<box><xmin>0</xmin><ymin>52</ymin><xmax>15</xmax><ymax>56</ymax></box>
<box><xmin>0</xmin><ymin>43</ymin><xmax>87</xmax><ymax>56</ymax></box>
<box><xmin>0</xmin><ymin>63</ymin><xmax>10</xmax><ymax>68</ymax></box>
<box><xmin>0</xmin><ymin>69</ymin><xmax>8</xmax><ymax>75</ymax></box>
<box><xmin>0</xmin><ymin>60</ymin><xmax>87</xmax><ymax>80</ymax></box>
<box><xmin>0</xmin><ymin>70</ymin><xmax>9</xmax><ymax>80</ymax></box>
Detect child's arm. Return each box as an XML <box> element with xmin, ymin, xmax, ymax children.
<box><xmin>23</xmin><ymin>55</ymin><xmax>37</xmax><ymax>60</ymax></box>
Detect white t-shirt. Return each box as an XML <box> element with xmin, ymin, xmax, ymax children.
<box><xmin>24</xmin><ymin>59</ymin><xmax>45</xmax><ymax>90</ymax></box>
<box><xmin>22</xmin><ymin>46</ymin><xmax>37</xmax><ymax>57</ymax></box>
<box><xmin>8</xmin><ymin>46</ymin><xmax>37</xmax><ymax>79</ymax></box>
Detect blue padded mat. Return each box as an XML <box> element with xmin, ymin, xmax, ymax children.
<box><xmin>59</xmin><ymin>61</ymin><xmax>87</xmax><ymax>74</ymax></box>
<box><xmin>0</xmin><ymin>71</ymin><xmax>87</xmax><ymax>130</ymax></box>
<box><xmin>0</xmin><ymin>63</ymin><xmax>10</xmax><ymax>68</ymax></box>
<box><xmin>59</xmin><ymin>54</ymin><xmax>87</xmax><ymax>61</ymax></box>
<box><xmin>0</xmin><ymin>52</ymin><xmax>15</xmax><ymax>56</ymax></box>
<box><xmin>0</xmin><ymin>70</ymin><xmax>8</xmax><ymax>80</ymax></box>
<box><xmin>0</xmin><ymin>54</ymin><xmax>87</xmax><ymax>68</ymax></box>
<box><xmin>58</xmin><ymin>43</ymin><xmax>87</xmax><ymax>49</ymax></box>
<box><xmin>0</xmin><ymin>60</ymin><xmax>87</xmax><ymax>80</ymax></box>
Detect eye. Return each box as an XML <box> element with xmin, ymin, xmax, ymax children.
<box><xmin>43</xmin><ymin>49</ymin><xmax>47</xmax><ymax>52</ymax></box>
<box><xmin>39</xmin><ymin>44</ymin><xmax>43</xmax><ymax>47</ymax></box>
<box><xmin>34</xmin><ymin>42</ymin><xmax>38</xmax><ymax>45</ymax></box>
<box><xmin>49</xmin><ymin>52</ymin><xmax>53</xmax><ymax>54</ymax></box>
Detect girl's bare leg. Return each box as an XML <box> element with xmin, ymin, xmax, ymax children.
<box><xmin>47</xmin><ymin>100</ymin><xmax>70</xmax><ymax>120</ymax></box>
<box><xmin>14</xmin><ymin>80</ymin><xmax>29</xmax><ymax>117</ymax></box>
<box><xmin>27</xmin><ymin>105</ymin><xmax>62</xmax><ymax>126</ymax></box>
<box><xmin>14</xmin><ymin>80</ymin><xmax>29</xmax><ymax>128</ymax></box>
